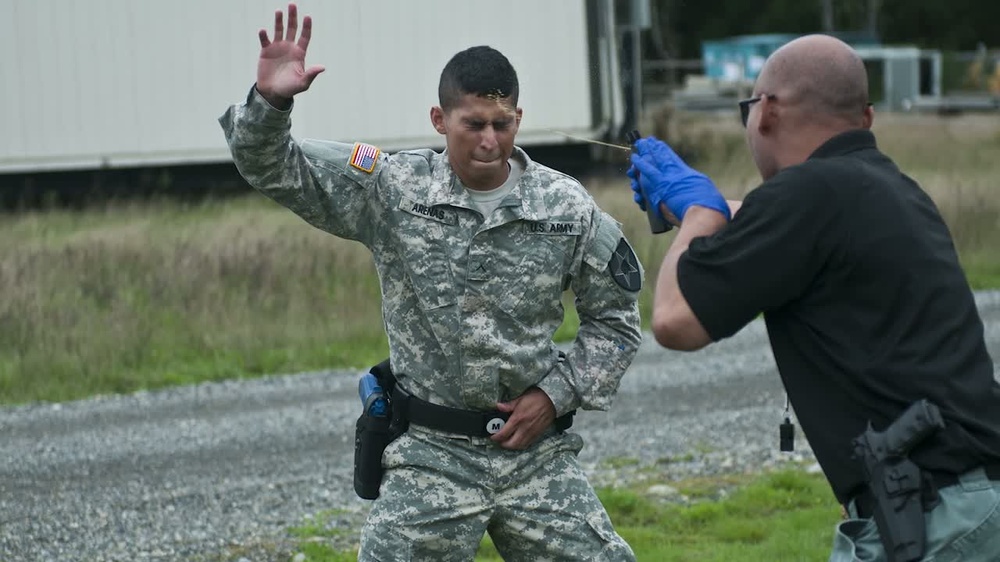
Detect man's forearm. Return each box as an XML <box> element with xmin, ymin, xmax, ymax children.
<box><xmin>219</xmin><ymin>88</ymin><xmax>335</xmax><ymax>233</ymax></box>
<box><xmin>538</xmin><ymin>304</ymin><xmax>641</xmax><ymax>416</ymax></box>
<box><xmin>651</xmin><ymin>205</ymin><xmax>729</xmax><ymax>350</ymax></box>
<box><xmin>219</xmin><ymin>87</ymin><xmax>295</xmax><ymax>170</ymax></box>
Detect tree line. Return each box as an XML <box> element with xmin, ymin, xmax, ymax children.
<box><xmin>646</xmin><ymin>0</ymin><xmax>1000</xmax><ymax>59</ymax></box>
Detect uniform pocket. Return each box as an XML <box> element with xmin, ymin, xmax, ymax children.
<box><xmin>393</xmin><ymin>207</ymin><xmax>458</xmax><ymax>312</ymax></box>
<box><xmin>829</xmin><ymin>518</ymin><xmax>882</xmax><ymax>562</ymax></box>
<box><xmin>923</xmin><ymin>481</ymin><xmax>1000</xmax><ymax>562</ymax></box>
<box><xmin>358</xmin><ymin>522</ymin><xmax>414</xmax><ymax>561</ymax></box>
<box><xmin>380</xmin><ymin>431</ymin><xmax>412</xmax><ymax>469</ymax></box>
<box><xmin>585</xmin><ymin>511</ymin><xmax>636</xmax><ymax>562</ymax></box>
<box><xmin>493</xmin><ymin>232</ymin><xmax>573</xmax><ymax>320</ymax></box>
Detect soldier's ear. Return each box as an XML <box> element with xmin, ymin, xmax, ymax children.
<box><xmin>430</xmin><ymin>106</ymin><xmax>447</xmax><ymax>135</ymax></box>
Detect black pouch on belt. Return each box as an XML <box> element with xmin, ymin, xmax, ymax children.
<box><xmin>353</xmin><ymin>359</ymin><xmax>405</xmax><ymax>500</ymax></box>
<box><xmin>353</xmin><ymin>409</ymin><xmax>395</xmax><ymax>500</ymax></box>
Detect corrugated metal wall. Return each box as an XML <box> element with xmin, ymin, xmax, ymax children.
<box><xmin>0</xmin><ymin>0</ymin><xmax>595</xmax><ymax>172</ymax></box>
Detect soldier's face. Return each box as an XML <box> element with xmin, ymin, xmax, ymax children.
<box><xmin>431</xmin><ymin>94</ymin><xmax>522</xmax><ymax>190</ymax></box>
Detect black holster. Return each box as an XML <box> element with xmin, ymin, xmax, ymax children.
<box><xmin>865</xmin><ymin>457</ymin><xmax>928</xmax><ymax>562</ymax></box>
<box><xmin>851</xmin><ymin>399</ymin><xmax>946</xmax><ymax>562</ymax></box>
<box><xmin>352</xmin><ymin>359</ymin><xmax>407</xmax><ymax>500</ymax></box>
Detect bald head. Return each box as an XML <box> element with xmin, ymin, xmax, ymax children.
<box><xmin>757</xmin><ymin>35</ymin><xmax>869</xmax><ymax>124</ymax></box>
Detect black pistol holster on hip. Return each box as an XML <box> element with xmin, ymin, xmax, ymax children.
<box><xmin>353</xmin><ymin>359</ymin><xmax>408</xmax><ymax>500</ymax></box>
<box><xmin>851</xmin><ymin>399</ymin><xmax>946</xmax><ymax>562</ymax></box>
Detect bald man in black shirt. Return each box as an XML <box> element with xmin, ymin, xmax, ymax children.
<box><xmin>628</xmin><ymin>34</ymin><xmax>1000</xmax><ymax>561</ymax></box>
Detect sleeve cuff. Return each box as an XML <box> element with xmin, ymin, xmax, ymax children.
<box><xmin>244</xmin><ymin>84</ymin><xmax>294</xmax><ymax>128</ymax></box>
<box><xmin>535</xmin><ymin>366</ymin><xmax>581</xmax><ymax>417</ymax></box>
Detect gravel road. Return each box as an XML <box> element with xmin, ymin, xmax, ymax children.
<box><xmin>3</xmin><ymin>291</ymin><xmax>999</xmax><ymax>562</ymax></box>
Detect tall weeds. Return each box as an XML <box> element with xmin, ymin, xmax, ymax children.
<box><xmin>0</xmin><ymin>199</ymin><xmax>386</xmax><ymax>403</ymax></box>
<box><xmin>2</xmin><ymin>114</ymin><xmax>998</xmax><ymax>404</ymax></box>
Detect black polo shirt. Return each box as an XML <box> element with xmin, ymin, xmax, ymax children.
<box><xmin>678</xmin><ymin>129</ymin><xmax>1000</xmax><ymax>503</ymax></box>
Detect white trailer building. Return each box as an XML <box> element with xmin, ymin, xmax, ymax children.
<box><xmin>0</xmin><ymin>0</ymin><xmax>626</xmax><ymax>174</ymax></box>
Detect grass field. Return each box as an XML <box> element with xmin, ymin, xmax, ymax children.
<box><xmin>258</xmin><ymin>467</ymin><xmax>840</xmax><ymax>561</ymax></box>
<box><xmin>2</xmin><ymin>112</ymin><xmax>998</xmax><ymax>405</ymax></box>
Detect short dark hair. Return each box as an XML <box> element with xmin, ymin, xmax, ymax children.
<box><xmin>438</xmin><ymin>46</ymin><xmax>519</xmax><ymax>111</ymax></box>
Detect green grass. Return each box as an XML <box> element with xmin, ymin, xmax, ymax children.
<box><xmin>284</xmin><ymin>510</ymin><xmax>359</xmax><ymax>562</ymax></box>
<box><xmin>278</xmin><ymin>468</ymin><xmax>840</xmax><ymax>561</ymax></box>
<box><xmin>1</xmin><ymin>113</ymin><xmax>999</xmax><ymax>405</ymax></box>
<box><xmin>601</xmin><ymin>456</ymin><xmax>643</xmax><ymax>469</ymax></box>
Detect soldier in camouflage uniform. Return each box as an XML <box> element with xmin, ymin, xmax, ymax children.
<box><xmin>220</xmin><ymin>4</ymin><xmax>642</xmax><ymax>561</ymax></box>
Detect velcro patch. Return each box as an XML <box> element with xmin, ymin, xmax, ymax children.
<box><xmin>399</xmin><ymin>197</ymin><xmax>458</xmax><ymax>225</ymax></box>
<box><xmin>608</xmin><ymin>238</ymin><xmax>642</xmax><ymax>292</ymax></box>
<box><xmin>523</xmin><ymin>221</ymin><xmax>582</xmax><ymax>236</ymax></box>
<box><xmin>349</xmin><ymin>142</ymin><xmax>380</xmax><ymax>173</ymax></box>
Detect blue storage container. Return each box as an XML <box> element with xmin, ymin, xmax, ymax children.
<box><xmin>702</xmin><ymin>33</ymin><xmax>880</xmax><ymax>82</ymax></box>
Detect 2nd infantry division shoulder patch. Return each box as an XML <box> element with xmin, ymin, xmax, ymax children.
<box><xmin>608</xmin><ymin>238</ymin><xmax>642</xmax><ymax>292</ymax></box>
<box><xmin>349</xmin><ymin>142</ymin><xmax>381</xmax><ymax>173</ymax></box>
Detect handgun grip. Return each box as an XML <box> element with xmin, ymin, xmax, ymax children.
<box><xmin>883</xmin><ymin>399</ymin><xmax>946</xmax><ymax>456</ymax></box>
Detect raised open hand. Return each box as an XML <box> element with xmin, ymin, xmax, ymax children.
<box><xmin>256</xmin><ymin>3</ymin><xmax>325</xmax><ymax>108</ymax></box>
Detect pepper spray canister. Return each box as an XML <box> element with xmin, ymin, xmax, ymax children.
<box><xmin>626</xmin><ymin>129</ymin><xmax>672</xmax><ymax>234</ymax></box>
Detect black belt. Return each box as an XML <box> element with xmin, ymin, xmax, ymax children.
<box><xmin>848</xmin><ymin>463</ymin><xmax>1000</xmax><ymax>519</ymax></box>
<box><xmin>392</xmin><ymin>385</ymin><xmax>575</xmax><ymax>438</ymax></box>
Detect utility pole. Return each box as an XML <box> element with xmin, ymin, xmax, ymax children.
<box><xmin>866</xmin><ymin>0</ymin><xmax>882</xmax><ymax>37</ymax></box>
<box><xmin>630</xmin><ymin>0</ymin><xmax>651</xmax><ymax>121</ymax></box>
<box><xmin>620</xmin><ymin>0</ymin><xmax>651</xmax><ymax>136</ymax></box>
<box><xmin>820</xmin><ymin>0</ymin><xmax>834</xmax><ymax>32</ymax></box>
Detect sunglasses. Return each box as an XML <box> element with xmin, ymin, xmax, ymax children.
<box><xmin>738</xmin><ymin>96</ymin><xmax>875</xmax><ymax>127</ymax></box>
<box><xmin>738</xmin><ymin>94</ymin><xmax>777</xmax><ymax>127</ymax></box>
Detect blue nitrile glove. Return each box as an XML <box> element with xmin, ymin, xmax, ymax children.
<box><xmin>629</xmin><ymin>137</ymin><xmax>731</xmax><ymax>222</ymax></box>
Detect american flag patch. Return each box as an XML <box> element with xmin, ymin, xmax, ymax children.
<box><xmin>349</xmin><ymin>142</ymin><xmax>380</xmax><ymax>173</ymax></box>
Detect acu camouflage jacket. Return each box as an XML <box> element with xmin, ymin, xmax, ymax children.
<box><xmin>220</xmin><ymin>88</ymin><xmax>643</xmax><ymax>417</ymax></box>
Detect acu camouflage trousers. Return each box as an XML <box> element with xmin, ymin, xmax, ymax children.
<box><xmin>358</xmin><ymin>426</ymin><xmax>636</xmax><ymax>562</ymax></box>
